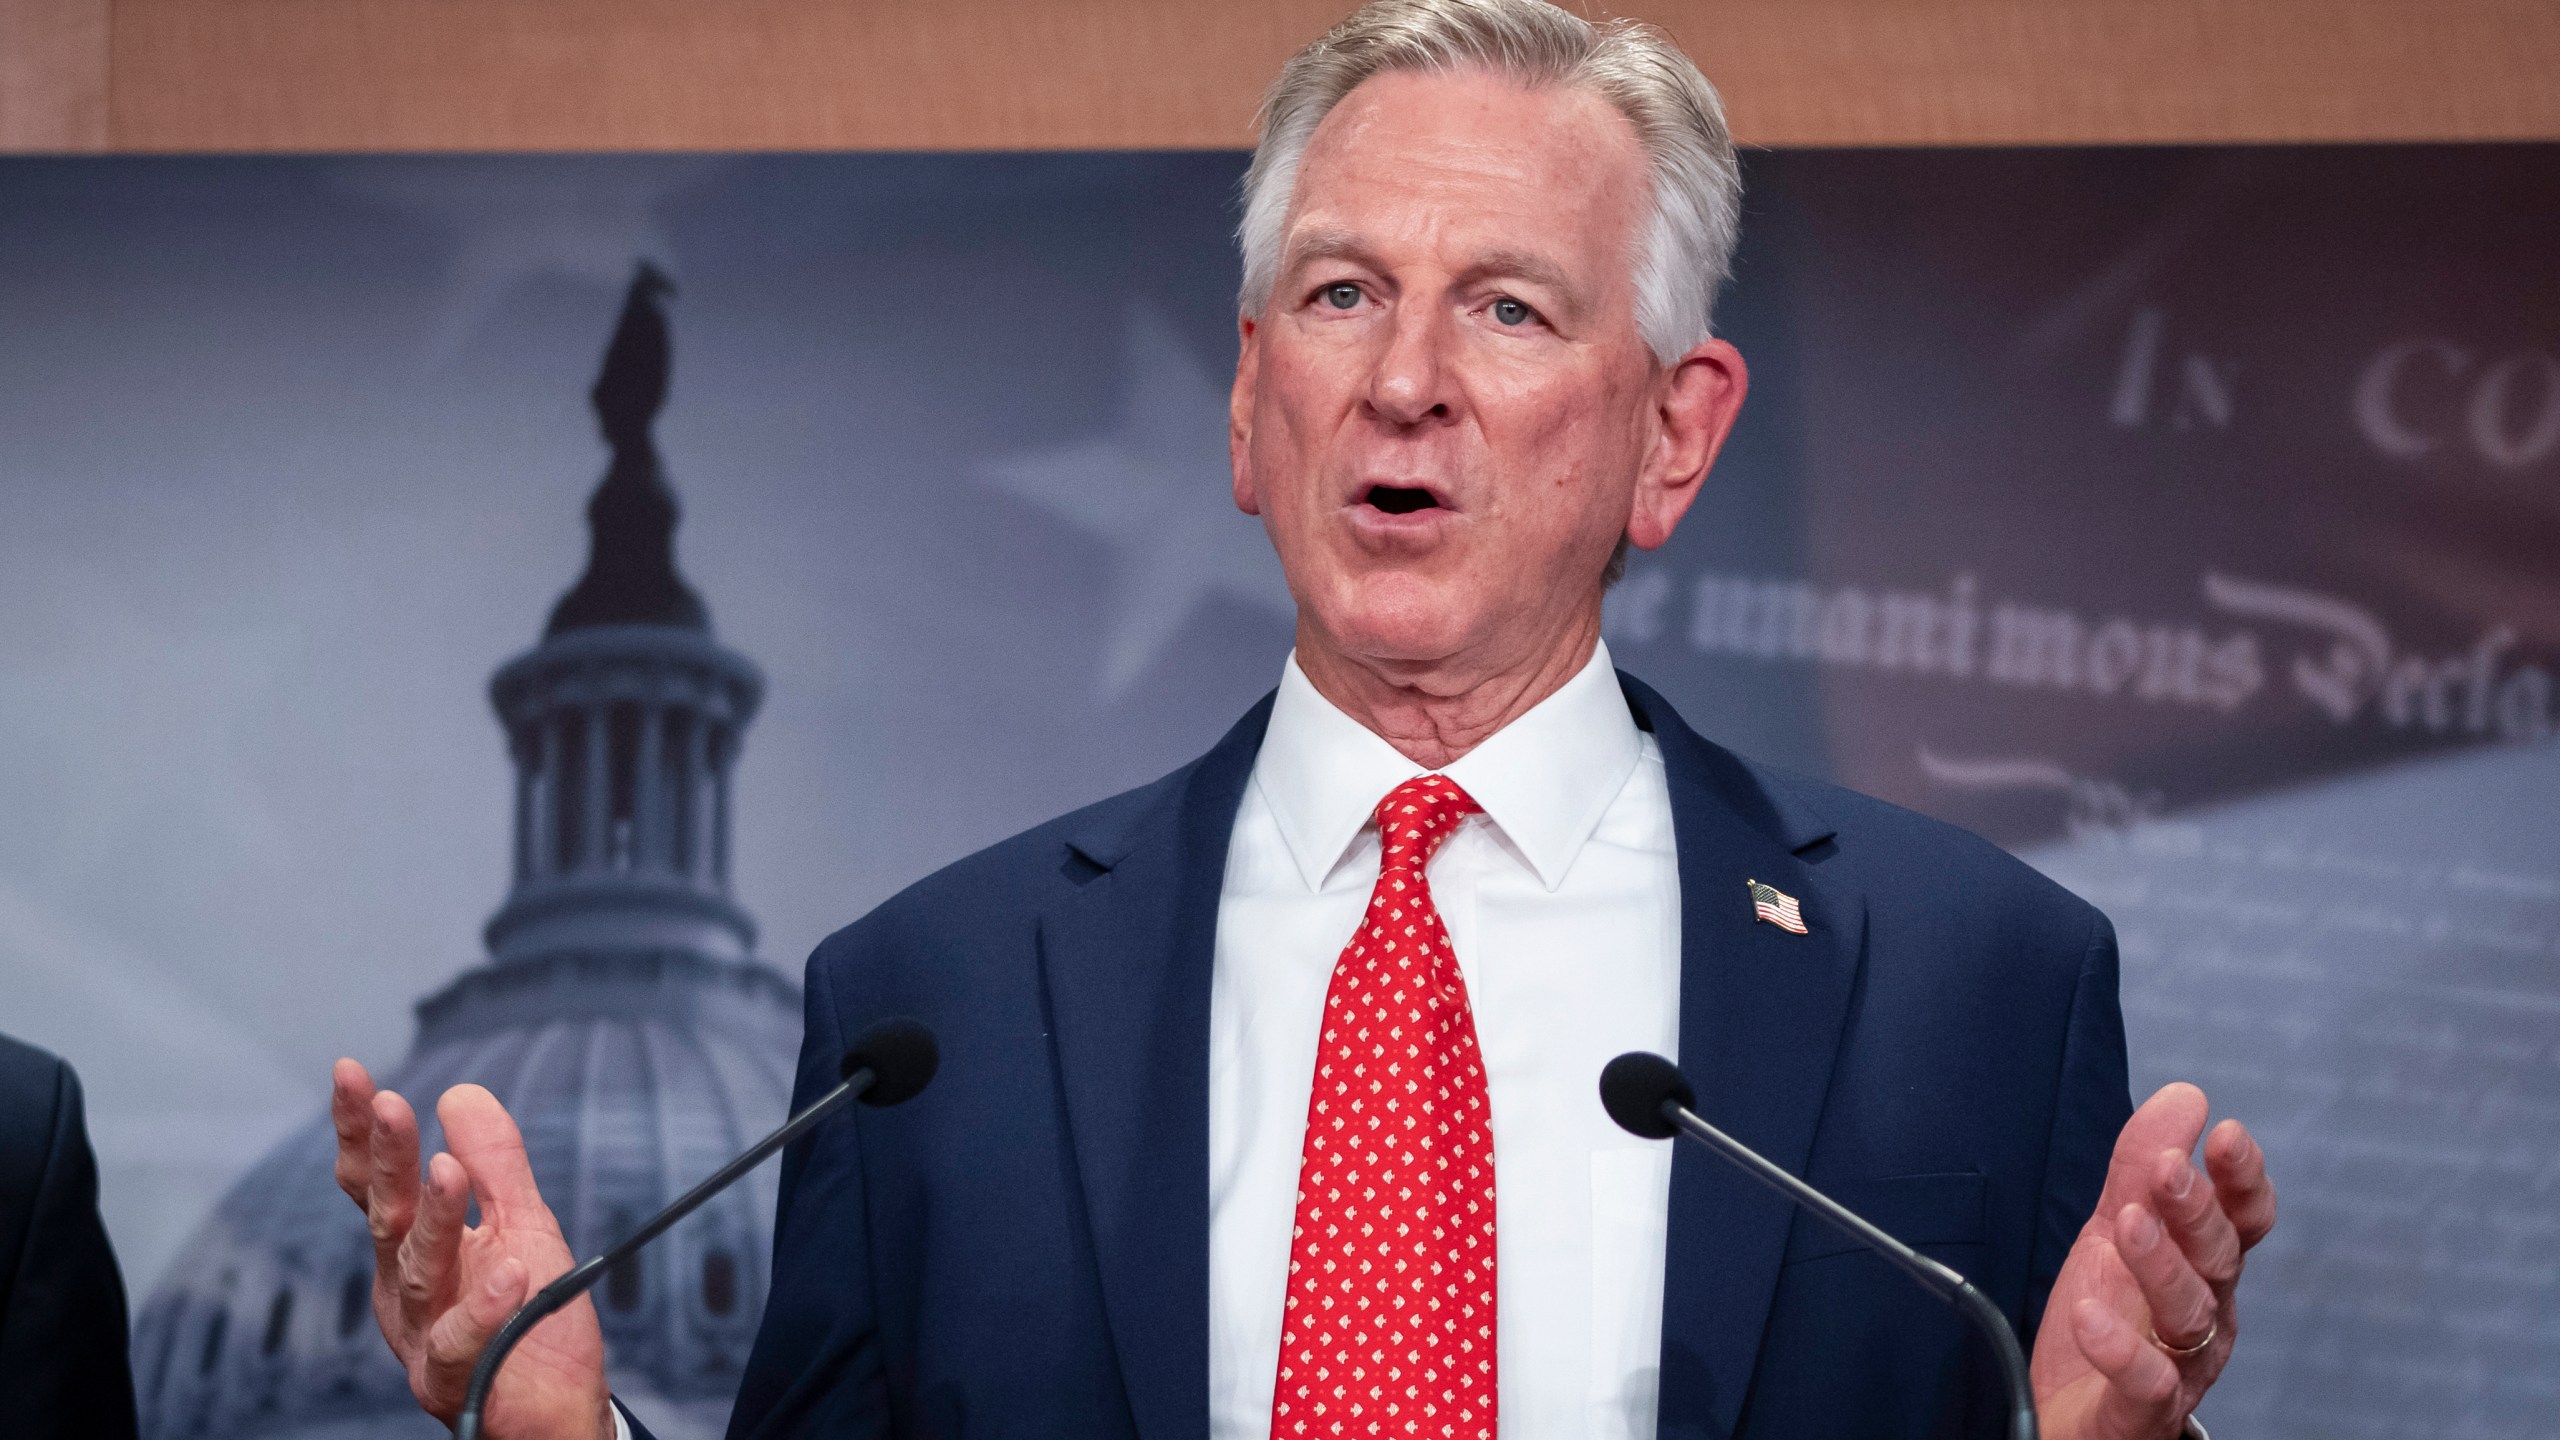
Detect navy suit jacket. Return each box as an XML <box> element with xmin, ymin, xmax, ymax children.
<box><xmin>676</xmin><ymin>674</ymin><xmax>2127</xmax><ymax>1440</ymax></box>
<box><xmin>0</xmin><ymin>1033</ymin><xmax>139</xmax><ymax>1440</ymax></box>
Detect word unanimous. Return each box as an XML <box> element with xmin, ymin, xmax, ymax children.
<box><xmin>1608</xmin><ymin>567</ymin><xmax>2558</xmax><ymax>745</ymax></box>
<box><xmin>1631</xmin><ymin>569</ymin><xmax>2260</xmax><ymax>713</ymax></box>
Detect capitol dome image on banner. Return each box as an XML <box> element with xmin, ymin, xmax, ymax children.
<box><xmin>133</xmin><ymin>266</ymin><xmax>794</xmax><ymax>1440</ymax></box>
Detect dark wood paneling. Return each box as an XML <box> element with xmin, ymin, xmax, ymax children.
<box><xmin>3</xmin><ymin>0</ymin><xmax>2557</xmax><ymax>153</ymax></box>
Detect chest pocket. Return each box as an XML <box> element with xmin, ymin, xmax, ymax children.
<box><xmin>1780</xmin><ymin>1171</ymin><xmax>1986</xmax><ymax>1265</ymax></box>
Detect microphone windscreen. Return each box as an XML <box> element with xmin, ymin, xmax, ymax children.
<box><xmin>841</xmin><ymin>1018</ymin><xmax>939</xmax><ymax>1107</ymax></box>
<box><xmin>1600</xmin><ymin>1051</ymin><xmax>1695</xmax><ymax>1140</ymax></box>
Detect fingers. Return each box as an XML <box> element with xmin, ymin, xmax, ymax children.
<box><xmin>2206</xmin><ymin>1119</ymin><xmax>2277</xmax><ymax>1250</ymax></box>
<box><xmin>365</xmin><ymin>1089</ymin><xmax>423</xmax><ymax>1272</ymax></box>
<box><xmin>331</xmin><ymin>1059</ymin><xmax>379</xmax><ymax>1210</ymax></box>
<box><xmin>397</xmin><ymin>1151</ymin><xmax>470</xmax><ymax>1334</ymax></box>
<box><xmin>2150</xmin><ymin>1146</ymin><xmax>2244</xmax><ymax>1297</ymax></box>
<box><xmin>415</xmin><ymin>1254</ymin><xmax>527</xmax><ymax>1421</ymax></box>
<box><xmin>2112</xmin><ymin>1202</ymin><xmax>2217</xmax><ymax>1349</ymax></box>
<box><xmin>437</xmin><ymin>1085</ymin><xmax>555</xmax><ymax>1232</ymax></box>
<box><xmin>2070</xmin><ymin>1296</ymin><xmax>2184</xmax><ymax>1437</ymax></box>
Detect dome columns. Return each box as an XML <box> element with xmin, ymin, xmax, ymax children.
<box><xmin>485</xmin><ymin>624</ymin><xmax>763</xmax><ymax>965</ymax></box>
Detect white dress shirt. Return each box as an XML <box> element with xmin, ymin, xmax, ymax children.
<box><xmin>1209</xmin><ymin>640</ymin><xmax>1682</xmax><ymax>1440</ymax></box>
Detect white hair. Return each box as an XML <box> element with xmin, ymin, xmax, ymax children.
<box><xmin>1237</xmin><ymin>0</ymin><xmax>1742</xmax><ymax>364</ymax></box>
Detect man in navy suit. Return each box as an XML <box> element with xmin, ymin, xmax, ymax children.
<box><xmin>0</xmin><ymin>1031</ymin><xmax>140</xmax><ymax>1439</ymax></box>
<box><xmin>331</xmin><ymin>2</ymin><xmax>2275</xmax><ymax>1437</ymax></box>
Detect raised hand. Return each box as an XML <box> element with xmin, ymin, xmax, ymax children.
<box><xmin>2032</xmin><ymin>1082</ymin><xmax>2277</xmax><ymax>1440</ymax></box>
<box><xmin>331</xmin><ymin>1059</ymin><xmax>614</xmax><ymax>1440</ymax></box>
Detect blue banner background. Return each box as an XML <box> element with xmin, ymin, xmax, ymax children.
<box><xmin>0</xmin><ymin>148</ymin><xmax>2552</xmax><ymax>1437</ymax></box>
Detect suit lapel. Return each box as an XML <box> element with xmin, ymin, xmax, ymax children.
<box><xmin>1037</xmin><ymin>696</ymin><xmax>1271</xmax><ymax>1440</ymax></box>
<box><xmin>1622</xmin><ymin>677</ymin><xmax>1868</xmax><ymax>1439</ymax></box>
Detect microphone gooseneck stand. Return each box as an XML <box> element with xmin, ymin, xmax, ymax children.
<box><xmin>1601</xmin><ymin>1051</ymin><xmax>2039</xmax><ymax>1440</ymax></box>
<box><xmin>452</xmin><ymin>1018</ymin><xmax>938</xmax><ymax>1440</ymax></box>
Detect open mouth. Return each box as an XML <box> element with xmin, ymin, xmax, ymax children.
<box><xmin>1362</xmin><ymin>484</ymin><xmax>1442</xmax><ymax>515</ymax></box>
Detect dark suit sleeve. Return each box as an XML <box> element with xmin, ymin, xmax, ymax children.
<box><xmin>0</xmin><ymin>1052</ymin><xmax>140</xmax><ymax>1440</ymax></box>
<box><xmin>725</xmin><ymin>937</ymin><xmax>892</xmax><ymax>1439</ymax></box>
<box><xmin>2022</xmin><ymin>909</ymin><xmax>2135</xmax><ymax>1346</ymax></box>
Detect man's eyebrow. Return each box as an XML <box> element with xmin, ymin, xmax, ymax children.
<box><xmin>1280</xmin><ymin>228</ymin><xmax>1379</xmax><ymax>277</ymax></box>
<box><xmin>1460</xmin><ymin>248</ymin><xmax>1583</xmax><ymax>307</ymax></box>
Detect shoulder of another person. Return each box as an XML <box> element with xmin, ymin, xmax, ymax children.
<box><xmin>0</xmin><ymin>1031</ymin><xmax>65</xmax><ymax>1098</ymax></box>
<box><xmin>0</xmin><ymin>1033</ymin><xmax>73</xmax><ymax>1183</ymax></box>
<box><xmin>0</xmin><ymin>1037</ymin><xmax>78</xmax><ymax>1276</ymax></box>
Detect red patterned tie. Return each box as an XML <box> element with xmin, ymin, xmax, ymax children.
<box><xmin>1271</xmin><ymin>774</ymin><xmax>1497</xmax><ymax>1440</ymax></box>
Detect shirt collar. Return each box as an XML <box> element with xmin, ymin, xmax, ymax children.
<box><xmin>1251</xmin><ymin>639</ymin><xmax>1642</xmax><ymax>894</ymax></box>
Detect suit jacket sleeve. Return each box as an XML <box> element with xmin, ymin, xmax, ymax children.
<box><xmin>0</xmin><ymin>1049</ymin><xmax>139</xmax><ymax>1440</ymax></box>
<box><xmin>725</xmin><ymin>936</ymin><xmax>893</xmax><ymax>1439</ymax></box>
<box><xmin>2023</xmin><ymin>909</ymin><xmax>2135</xmax><ymax>1346</ymax></box>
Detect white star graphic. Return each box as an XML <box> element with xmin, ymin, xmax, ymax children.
<box><xmin>981</xmin><ymin>304</ymin><xmax>1295</xmax><ymax>699</ymax></box>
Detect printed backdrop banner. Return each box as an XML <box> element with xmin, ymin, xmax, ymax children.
<box><xmin>0</xmin><ymin>148</ymin><xmax>2552</xmax><ymax>1438</ymax></box>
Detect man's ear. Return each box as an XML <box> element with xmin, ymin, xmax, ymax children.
<box><xmin>1626</xmin><ymin>337</ymin><xmax>1747</xmax><ymax>551</ymax></box>
<box><xmin>1231</xmin><ymin>315</ymin><xmax>1263</xmax><ymax>517</ymax></box>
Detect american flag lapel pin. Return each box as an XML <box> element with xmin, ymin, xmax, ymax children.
<box><xmin>1747</xmin><ymin>878</ymin><xmax>1809</xmax><ymax>934</ymax></box>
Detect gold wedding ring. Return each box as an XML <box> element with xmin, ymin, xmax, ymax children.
<box><xmin>2148</xmin><ymin>1318</ymin><xmax>2217</xmax><ymax>1358</ymax></box>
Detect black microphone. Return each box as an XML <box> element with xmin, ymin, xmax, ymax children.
<box><xmin>1600</xmin><ymin>1051</ymin><xmax>2038</xmax><ymax>1440</ymax></box>
<box><xmin>453</xmin><ymin>1018</ymin><xmax>939</xmax><ymax>1440</ymax></box>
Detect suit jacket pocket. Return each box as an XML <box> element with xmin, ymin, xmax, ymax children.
<box><xmin>1779</xmin><ymin>1171</ymin><xmax>1986</xmax><ymax>1265</ymax></box>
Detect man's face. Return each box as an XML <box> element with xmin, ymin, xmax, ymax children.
<box><xmin>1231</xmin><ymin>67</ymin><xmax>1731</xmax><ymax>679</ymax></box>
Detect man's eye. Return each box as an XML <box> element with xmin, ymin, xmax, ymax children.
<box><xmin>1491</xmin><ymin>297</ymin><xmax>1533</xmax><ymax>327</ymax></box>
<box><xmin>1323</xmin><ymin>283</ymin><xmax>1362</xmax><ymax>310</ymax></box>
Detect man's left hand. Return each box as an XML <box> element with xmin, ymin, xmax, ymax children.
<box><xmin>2031</xmin><ymin>1082</ymin><xmax>2277</xmax><ymax>1439</ymax></box>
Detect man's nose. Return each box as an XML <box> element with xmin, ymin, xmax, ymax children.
<box><xmin>1366</xmin><ymin>301</ymin><xmax>1455</xmax><ymax>427</ymax></box>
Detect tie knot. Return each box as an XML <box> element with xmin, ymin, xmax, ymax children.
<box><xmin>1373</xmin><ymin>774</ymin><xmax>1481</xmax><ymax>875</ymax></box>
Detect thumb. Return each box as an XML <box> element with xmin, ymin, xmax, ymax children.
<box><xmin>416</xmin><ymin>1254</ymin><xmax>526</xmax><ymax>1420</ymax></box>
<box><xmin>437</xmin><ymin>1085</ymin><xmax>554</xmax><ymax>1231</ymax></box>
<box><xmin>2092</xmin><ymin>1084</ymin><xmax>2209</xmax><ymax>1231</ymax></box>
<box><xmin>2069</xmin><ymin>1297</ymin><xmax>2183</xmax><ymax>1440</ymax></box>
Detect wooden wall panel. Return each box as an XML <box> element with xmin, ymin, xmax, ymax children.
<box><xmin>100</xmin><ymin>0</ymin><xmax>1345</xmax><ymax>153</ymax></box>
<box><xmin>0</xmin><ymin>0</ymin><xmax>109</xmax><ymax>150</ymax></box>
<box><xmin>1685</xmin><ymin>0</ymin><xmax>2560</xmax><ymax>146</ymax></box>
<box><xmin>3</xmin><ymin>0</ymin><xmax>2557</xmax><ymax>154</ymax></box>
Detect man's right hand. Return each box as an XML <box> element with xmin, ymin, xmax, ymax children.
<box><xmin>331</xmin><ymin>1059</ymin><xmax>614</xmax><ymax>1440</ymax></box>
